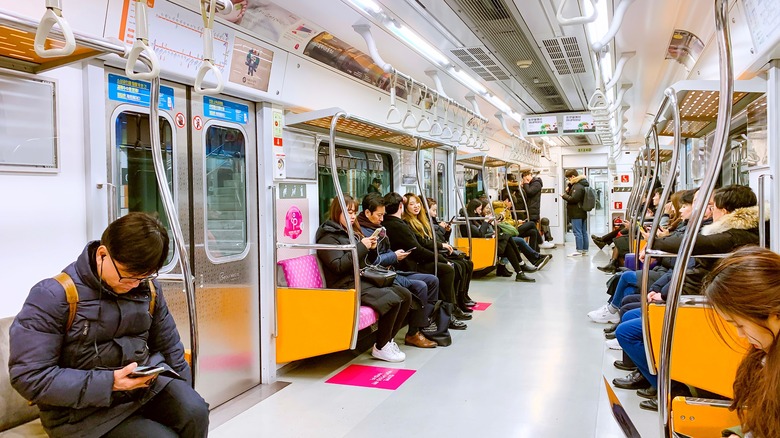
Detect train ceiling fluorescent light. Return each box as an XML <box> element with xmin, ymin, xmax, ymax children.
<box><xmin>349</xmin><ymin>0</ymin><xmax>383</xmax><ymax>14</ymax></box>
<box><xmin>450</xmin><ymin>67</ymin><xmax>487</xmax><ymax>94</ymax></box>
<box><xmin>388</xmin><ymin>21</ymin><xmax>450</xmax><ymax>66</ymax></box>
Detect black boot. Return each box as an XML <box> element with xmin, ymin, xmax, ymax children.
<box><xmin>597</xmin><ymin>259</ymin><xmax>618</xmax><ymax>274</ymax></box>
<box><xmin>515</xmin><ymin>271</ymin><xmax>536</xmax><ymax>282</ymax></box>
<box><xmin>496</xmin><ymin>264</ymin><xmax>513</xmax><ymax>277</ymax></box>
<box><xmin>591</xmin><ymin>234</ymin><xmax>607</xmax><ymax>250</ymax></box>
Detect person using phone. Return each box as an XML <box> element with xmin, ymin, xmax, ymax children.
<box><xmin>9</xmin><ymin>213</ymin><xmax>209</xmax><ymax>438</ymax></box>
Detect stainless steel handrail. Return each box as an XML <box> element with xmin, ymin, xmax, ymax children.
<box><xmin>482</xmin><ymin>154</ymin><xmax>499</xmax><ymax>266</ymax></box>
<box><xmin>658</xmin><ymin>1</ymin><xmax>733</xmax><ymax>435</ymax></box>
<box><xmin>626</xmin><ymin>163</ymin><xmax>641</xmax><ymax>251</ymax></box>
<box><xmin>641</xmin><ymin>86</ymin><xmax>682</xmax><ymax>376</ymax></box>
<box><xmin>758</xmin><ymin>174</ymin><xmax>772</xmax><ymax>248</ymax></box>
<box><xmin>326</xmin><ymin>113</ymin><xmax>363</xmax><ymax>350</ymax></box>
<box><xmin>415</xmin><ymin>139</ymin><xmax>439</xmax><ymax>273</ymax></box>
<box><xmin>452</xmin><ymin>146</ymin><xmax>473</xmax><ymax>259</ymax></box>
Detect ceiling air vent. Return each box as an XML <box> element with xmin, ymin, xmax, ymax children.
<box><xmin>542</xmin><ymin>37</ymin><xmax>587</xmax><ymax>75</ymax></box>
<box><xmin>451</xmin><ymin>47</ymin><xmax>511</xmax><ymax>81</ymax></box>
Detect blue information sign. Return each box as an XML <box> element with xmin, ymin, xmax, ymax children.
<box><xmin>203</xmin><ymin>96</ymin><xmax>249</xmax><ymax>124</ymax></box>
<box><xmin>108</xmin><ymin>74</ymin><xmax>174</xmax><ymax>110</ymax></box>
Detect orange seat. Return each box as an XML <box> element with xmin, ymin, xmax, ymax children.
<box><xmin>454</xmin><ymin>237</ymin><xmax>496</xmax><ymax>271</ymax></box>
<box><xmin>671</xmin><ymin>397</ymin><xmax>740</xmax><ymax>437</ymax></box>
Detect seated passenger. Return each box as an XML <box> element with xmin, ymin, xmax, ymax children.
<box><xmin>463</xmin><ymin>199</ymin><xmax>536</xmax><ymax>282</ymax></box>
<box><xmin>357</xmin><ymin>193</ymin><xmax>438</xmax><ymax>348</ymax></box>
<box><xmin>381</xmin><ymin>192</ymin><xmax>469</xmax><ymax>328</ymax></box>
<box><xmin>612</xmin><ymin>185</ymin><xmax>760</xmax><ymax>411</ymax></box>
<box><xmin>403</xmin><ymin>193</ymin><xmax>475</xmax><ymax>313</ymax></box>
<box><xmin>9</xmin><ymin>213</ymin><xmax>209</xmax><ymax>438</ymax></box>
<box><xmin>495</xmin><ymin>193</ymin><xmax>540</xmax><ymax>251</ymax></box>
<box><xmin>492</xmin><ymin>197</ymin><xmax>552</xmax><ymax>270</ymax></box>
<box><xmin>427</xmin><ymin>198</ymin><xmax>476</xmax><ymax>307</ymax></box>
<box><xmin>703</xmin><ymin>246</ymin><xmax>780</xmax><ymax>438</ymax></box>
<box><xmin>315</xmin><ymin>196</ymin><xmax>412</xmax><ymax>362</ymax></box>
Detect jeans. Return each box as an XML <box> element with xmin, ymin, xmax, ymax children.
<box><xmin>511</xmin><ymin>236</ymin><xmax>542</xmax><ymax>262</ymax></box>
<box><xmin>608</xmin><ymin>270</ymin><xmax>639</xmax><ymax>310</ymax></box>
<box><xmin>616</xmin><ymin>308</ymin><xmax>656</xmax><ymax>388</ymax></box>
<box><xmin>103</xmin><ymin>378</ymin><xmax>210</xmax><ymax>438</ymax></box>
<box><xmin>571</xmin><ymin>218</ymin><xmax>588</xmax><ymax>252</ymax></box>
<box><xmin>396</xmin><ymin>272</ymin><xmax>439</xmax><ymax>332</ymax></box>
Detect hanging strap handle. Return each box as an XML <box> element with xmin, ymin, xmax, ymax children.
<box><xmin>34</xmin><ymin>0</ymin><xmax>76</xmax><ymax>58</ymax></box>
<box><xmin>194</xmin><ymin>0</ymin><xmax>224</xmax><ymax>95</ymax></box>
<box><xmin>125</xmin><ymin>0</ymin><xmax>161</xmax><ymax>80</ymax></box>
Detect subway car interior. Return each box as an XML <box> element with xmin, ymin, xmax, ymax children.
<box><xmin>1</xmin><ymin>0</ymin><xmax>780</xmax><ymax>436</ymax></box>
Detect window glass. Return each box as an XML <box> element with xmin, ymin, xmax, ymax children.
<box><xmin>114</xmin><ymin>111</ymin><xmax>176</xmax><ymax>266</ymax></box>
<box><xmin>462</xmin><ymin>167</ymin><xmax>484</xmax><ymax>202</ymax></box>
<box><xmin>318</xmin><ymin>144</ymin><xmax>392</xmax><ymax>224</ymax></box>
<box><xmin>436</xmin><ymin>162</ymin><xmax>447</xmax><ymax>218</ymax></box>
<box><xmin>205</xmin><ymin>125</ymin><xmax>248</xmax><ymax>258</ymax></box>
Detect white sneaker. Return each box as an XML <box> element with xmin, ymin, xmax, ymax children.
<box><xmin>568</xmin><ymin>252</ymin><xmax>582</xmax><ymax>257</ymax></box>
<box><xmin>606</xmin><ymin>338</ymin><xmax>622</xmax><ymax>350</ymax></box>
<box><xmin>389</xmin><ymin>339</ymin><xmax>402</xmax><ymax>354</ymax></box>
<box><xmin>540</xmin><ymin>241</ymin><xmax>555</xmax><ymax>249</ymax></box>
<box><xmin>587</xmin><ymin>303</ymin><xmax>611</xmax><ymax>318</ymax></box>
<box><xmin>372</xmin><ymin>342</ymin><xmax>406</xmax><ymax>362</ymax></box>
<box><xmin>589</xmin><ymin>306</ymin><xmax>620</xmax><ymax>323</ymax></box>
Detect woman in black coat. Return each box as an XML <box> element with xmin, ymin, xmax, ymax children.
<box><xmin>315</xmin><ymin>196</ymin><xmax>411</xmax><ymax>363</ymax></box>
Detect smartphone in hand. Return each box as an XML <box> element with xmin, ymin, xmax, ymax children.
<box><xmin>404</xmin><ymin>247</ymin><xmax>417</xmax><ymax>253</ymax></box>
<box><xmin>370</xmin><ymin>227</ymin><xmax>384</xmax><ymax>238</ymax></box>
<box><xmin>129</xmin><ymin>366</ymin><xmax>165</xmax><ymax>378</ymax></box>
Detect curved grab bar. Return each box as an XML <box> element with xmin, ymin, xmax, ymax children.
<box><xmin>607</xmin><ymin>83</ymin><xmax>633</xmax><ymax>114</ymax></box>
<box><xmin>125</xmin><ymin>0</ymin><xmax>160</xmax><ymax>80</ymax></box>
<box><xmin>556</xmin><ymin>0</ymin><xmax>598</xmax><ymax>26</ymax></box>
<box><xmin>425</xmin><ymin>69</ymin><xmax>449</xmax><ymax>99</ymax></box>
<box><xmin>353</xmin><ymin>22</ymin><xmax>393</xmax><ymax>73</ymax></box>
<box><xmin>641</xmin><ymin>88</ymin><xmax>681</xmax><ymax>377</ymax></box>
<box><xmin>758</xmin><ymin>174</ymin><xmax>771</xmax><ymax>248</ymax></box>
<box><xmin>194</xmin><ymin>0</ymin><xmax>224</xmax><ymax>94</ymax></box>
<box><xmin>591</xmin><ymin>0</ymin><xmax>637</xmax><ymax>53</ymax></box>
<box><xmin>657</xmin><ymin>1</ymin><xmax>733</xmax><ymax>435</ymax></box>
<box><xmin>34</xmin><ymin>1</ymin><xmax>76</xmax><ymax>58</ymax></box>
<box><xmin>604</xmin><ymin>52</ymin><xmax>635</xmax><ymax>91</ymax></box>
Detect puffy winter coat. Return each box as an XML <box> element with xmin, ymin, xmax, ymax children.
<box><xmin>561</xmin><ymin>175</ymin><xmax>589</xmax><ymax>220</ymax></box>
<box><xmin>8</xmin><ymin>242</ymin><xmax>190</xmax><ymax>438</ymax></box>
<box><xmin>522</xmin><ymin>177</ymin><xmax>543</xmax><ymax>221</ymax></box>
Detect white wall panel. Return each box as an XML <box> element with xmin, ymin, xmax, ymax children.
<box><xmin>0</xmin><ymin>65</ymin><xmax>88</xmax><ymax>318</ymax></box>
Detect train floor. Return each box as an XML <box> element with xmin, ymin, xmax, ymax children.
<box><xmin>209</xmin><ymin>243</ymin><xmax>659</xmax><ymax>437</ymax></box>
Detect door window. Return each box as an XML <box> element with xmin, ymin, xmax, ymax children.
<box><xmin>114</xmin><ymin>111</ymin><xmax>176</xmax><ymax>267</ymax></box>
<box><xmin>204</xmin><ymin>125</ymin><xmax>248</xmax><ymax>260</ymax></box>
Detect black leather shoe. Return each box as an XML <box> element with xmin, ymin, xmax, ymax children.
<box><xmin>613</xmin><ymin>370</ymin><xmax>650</xmax><ymax>390</ymax></box>
<box><xmin>604</xmin><ymin>323</ymin><xmax>619</xmax><ymax>334</ymax></box>
<box><xmin>449</xmin><ymin>319</ymin><xmax>467</xmax><ymax>330</ymax></box>
<box><xmin>515</xmin><ymin>272</ymin><xmax>536</xmax><ymax>282</ymax></box>
<box><xmin>605</xmin><ymin>332</ymin><xmax>616</xmax><ymax>340</ymax></box>
<box><xmin>597</xmin><ymin>263</ymin><xmax>617</xmax><ymax>274</ymax></box>
<box><xmin>613</xmin><ymin>360</ymin><xmax>637</xmax><ymax>372</ymax></box>
<box><xmin>520</xmin><ymin>263</ymin><xmax>538</xmax><ymax>273</ymax></box>
<box><xmin>639</xmin><ymin>399</ymin><xmax>658</xmax><ymax>411</ymax></box>
<box><xmin>452</xmin><ymin>308</ymin><xmax>472</xmax><ymax>320</ymax></box>
<box><xmin>591</xmin><ymin>234</ymin><xmax>607</xmax><ymax>249</ymax></box>
<box><xmin>637</xmin><ymin>386</ymin><xmax>657</xmax><ymax>399</ymax></box>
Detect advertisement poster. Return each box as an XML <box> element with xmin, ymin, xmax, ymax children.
<box><xmin>276</xmin><ymin>192</ymin><xmax>310</xmax><ymax>261</ymax></box>
<box><xmin>562</xmin><ymin>114</ymin><xmax>596</xmax><ymax>134</ymax></box>
<box><xmin>228</xmin><ymin>37</ymin><xmax>274</xmax><ymax>91</ymax></box>
<box><xmin>524</xmin><ymin>116</ymin><xmax>558</xmax><ymax>136</ymax></box>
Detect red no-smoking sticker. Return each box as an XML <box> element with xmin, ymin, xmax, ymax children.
<box><xmin>193</xmin><ymin>115</ymin><xmax>203</xmax><ymax>130</ymax></box>
<box><xmin>175</xmin><ymin>113</ymin><xmax>186</xmax><ymax>128</ymax></box>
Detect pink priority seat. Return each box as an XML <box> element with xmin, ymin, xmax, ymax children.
<box><xmin>277</xmin><ymin>254</ymin><xmax>378</xmax><ymax>331</ymax></box>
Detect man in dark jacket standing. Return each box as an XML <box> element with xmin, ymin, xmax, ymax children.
<box><xmin>521</xmin><ymin>170</ymin><xmax>543</xmax><ymax>222</ymax></box>
<box><xmin>9</xmin><ymin>213</ymin><xmax>208</xmax><ymax>438</ymax></box>
<box><xmin>561</xmin><ymin>169</ymin><xmax>590</xmax><ymax>256</ymax></box>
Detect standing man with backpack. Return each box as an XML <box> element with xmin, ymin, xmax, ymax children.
<box><xmin>561</xmin><ymin>169</ymin><xmax>595</xmax><ymax>256</ymax></box>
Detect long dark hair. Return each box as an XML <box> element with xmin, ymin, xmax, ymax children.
<box><xmin>327</xmin><ymin>195</ymin><xmax>364</xmax><ymax>238</ymax></box>
<box><xmin>703</xmin><ymin>246</ymin><xmax>780</xmax><ymax>437</ymax></box>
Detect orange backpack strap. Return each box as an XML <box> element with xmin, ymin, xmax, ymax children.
<box><xmin>148</xmin><ymin>281</ymin><xmax>157</xmax><ymax>316</ymax></box>
<box><xmin>53</xmin><ymin>272</ymin><xmax>79</xmax><ymax>332</ymax></box>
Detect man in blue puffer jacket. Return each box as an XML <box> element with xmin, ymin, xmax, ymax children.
<box><xmin>9</xmin><ymin>213</ymin><xmax>208</xmax><ymax>437</ymax></box>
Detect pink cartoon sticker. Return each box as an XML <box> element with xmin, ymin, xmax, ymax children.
<box><xmin>284</xmin><ymin>206</ymin><xmax>303</xmax><ymax>239</ymax></box>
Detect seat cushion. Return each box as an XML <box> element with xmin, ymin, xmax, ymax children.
<box><xmin>277</xmin><ymin>255</ymin><xmax>325</xmax><ymax>289</ymax></box>
<box><xmin>0</xmin><ymin>418</ymin><xmax>47</xmax><ymax>437</ymax></box>
<box><xmin>358</xmin><ymin>306</ymin><xmax>379</xmax><ymax>331</ymax></box>
<box><xmin>0</xmin><ymin>317</ymin><xmax>40</xmax><ymax>432</ymax></box>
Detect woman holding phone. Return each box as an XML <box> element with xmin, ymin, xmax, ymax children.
<box><xmin>316</xmin><ymin>196</ymin><xmax>413</xmax><ymax>362</ymax></box>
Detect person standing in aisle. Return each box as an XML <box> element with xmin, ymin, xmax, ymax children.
<box><xmin>561</xmin><ymin>169</ymin><xmax>590</xmax><ymax>256</ymax></box>
<box><xmin>520</xmin><ymin>170</ymin><xmax>544</xmax><ymax>251</ymax></box>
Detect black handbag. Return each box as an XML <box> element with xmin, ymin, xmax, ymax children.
<box><xmin>422</xmin><ymin>300</ymin><xmax>452</xmax><ymax>347</ymax></box>
<box><xmin>440</xmin><ymin>248</ymin><xmax>468</xmax><ymax>260</ymax></box>
<box><xmin>360</xmin><ymin>265</ymin><xmax>397</xmax><ymax>288</ymax></box>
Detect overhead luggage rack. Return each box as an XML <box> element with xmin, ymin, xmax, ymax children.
<box><xmin>456</xmin><ymin>152</ymin><xmax>511</xmax><ymax>168</ymax></box>
<box><xmin>285</xmin><ymin>107</ymin><xmax>450</xmax><ymax>151</ymax></box>
<box><xmin>636</xmin><ymin>148</ymin><xmax>674</xmax><ymax>163</ymax></box>
<box><xmin>653</xmin><ymin>79</ymin><xmax>765</xmax><ymax>138</ymax></box>
<box><xmin>0</xmin><ymin>12</ymin><xmax>103</xmax><ymax>73</ymax></box>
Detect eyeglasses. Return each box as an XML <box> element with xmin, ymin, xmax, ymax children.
<box><xmin>108</xmin><ymin>255</ymin><xmax>158</xmax><ymax>284</ymax></box>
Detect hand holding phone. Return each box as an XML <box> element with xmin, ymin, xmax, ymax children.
<box><xmin>370</xmin><ymin>227</ymin><xmax>384</xmax><ymax>238</ymax></box>
<box><xmin>404</xmin><ymin>247</ymin><xmax>417</xmax><ymax>253</ymax></box>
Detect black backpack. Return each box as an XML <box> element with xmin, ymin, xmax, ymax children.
<box><xmin>579</xmin><ymin>186</ymin><xmax>597</xmax><ymax>212</ymax></box>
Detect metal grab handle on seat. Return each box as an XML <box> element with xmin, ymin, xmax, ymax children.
<box><xmin>125</xmin><ymin>0</ymin><xmax>160</xmax><ymax>80</ymax></box>
<box><xmin>194</xmin><ymin>0</ymin><xmax>224</xmax><ymax>94</ymax></box>
<box><xmin>34</xmin><ymin>0</ymin><xmax>76</xmax><ymax>58</ymax></box>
